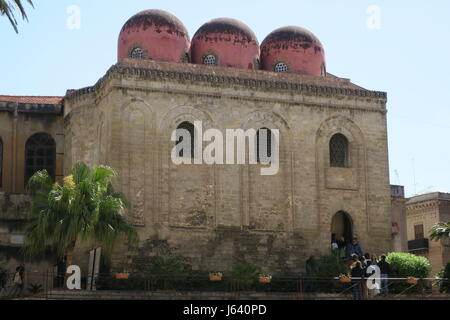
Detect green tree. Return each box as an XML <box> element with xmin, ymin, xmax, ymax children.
<box><xmin>430</xmin><ymin>222</ymin><xmax>450</xmax><ymax>241</ymax></box>
<box><xmin>231</xmin><ymin>262</ymin><xmax>262</xmax><ymax>290</ymax></box>
<box><xmin>23</xmin><ymin>162</ymin><xmax>138</xmax><ymax>269</ymax></box>
<box><xmin>0</xmin><ymin>0</ymin><xmax>33</xmax><ymax>33</ymax></box>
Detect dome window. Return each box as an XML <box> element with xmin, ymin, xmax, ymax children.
<box><xmin>203</xmin><ymin>54</ymin><xmax>217</xmax><ymax>66</ymax></box>
<box><xmin>274</xmin><ymin>62</ymin><xmax>289</xmax><ymax>73</ymax></box>
<box><xmin>131</xmin><ymin>47</ymin><xmax>145</xmax><ymax>59</ymax></box>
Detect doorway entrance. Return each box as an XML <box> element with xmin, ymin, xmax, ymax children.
<box><xmin>331</xmin><ymin>211</ymin><xmax>353</xmax><ymax>244</ymax></box>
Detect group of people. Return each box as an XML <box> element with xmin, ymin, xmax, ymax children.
<box><xmin>348</xmin><ymin>251</ymin><xmax>391</xmax><ymax>300</ymax></box>
<box><xmin>0</xmin><ymin>265</ymin><xmax>25</xmax><ymax>299</ymax></box>
<box><xmin>334</xmin><ymin>236</ymin><xmax>391</xmax><ymax>300</ymax></box>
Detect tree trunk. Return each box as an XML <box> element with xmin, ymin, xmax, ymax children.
<box><xmin>64</xmin><ymin>240</ymin><xmax>77</xmax><ymax>289</ymax></box>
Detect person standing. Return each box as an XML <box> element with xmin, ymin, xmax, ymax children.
<box><xmin>351</xmin><ymin>261</ymin><xmax>364</xmax><ymax>300</ymax></box>
<box><xmin>10</xmin><ymin>266</ymin><xmax>23</xmax><ymax>298</ymax></box>
<box><xmin>346</xmin><ymin>238</ymin><xmax>364</xmax><ymax>258</ymax></box>
<box><xmin>305</xmin><ymin>255</ymin><xmax>318</xmax><ymax>293</ymax></box>
<box><xmin>378</xmin><ymin>255</ymin><xmax>390</xmax><ymax>297</ymax></box>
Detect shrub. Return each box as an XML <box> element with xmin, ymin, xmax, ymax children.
<box><xmin>0</xmin><ymin>263</ymin><xmax>7</xmax><ymax>286</ymax></box>
<box><xmin>313</xmin><ymin>251</ymin><xmax>350</xmax><ymax>293</ymax></box>
<box><xmin>148</xmin><ymin>256</ymin><xmax>185</xmax><ymax>277</ymax></box>
<box><xmin>387</xmin><ymin>252</ymin><xmax>432</xmax><ymax>293</ymax></box>
<box><xmin>231</xmin><ymin>262</ymin><xmax>261</xmax><ymax>291</ymax></box>
<box><xmin>439</xmin><ymin>261</ymin><xmax>450</xmax><ymax>293</ymax></box>
<box><xmin>27</xmin><ymin>283</ymin><xmax>43</xmax><ymax>295</ymax></box>
<box><xmin>148</xmin><ymin>256</ymin><xmax>186</xmax><ymax>290</ymax></box>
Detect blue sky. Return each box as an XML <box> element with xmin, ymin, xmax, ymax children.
<box><xmin>1</xmin><ymin>0</ymin><xmax>449</xmax><ymax>197</ymax></box>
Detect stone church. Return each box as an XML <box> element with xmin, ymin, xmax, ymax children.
<box><xmin>0</xmin><ymin>10</ymin><xmax>392</xmax><ymax>274</ymax></box>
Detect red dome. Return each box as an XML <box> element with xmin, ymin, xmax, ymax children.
<box><xmin>261</xmin><ymin>26</ymin><xmax>326</xmax><ymax>76</ymax></box>
<box><xmin>118</xmin><ymin>10</ymin><xmax>190</xmax><ymax>63</ymax></box>
<box><xmin>191</xmin><ymin>18</ymin><xmax>260</xmax><ymax>70</ymax></box>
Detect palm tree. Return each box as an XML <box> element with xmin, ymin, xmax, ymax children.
<box><xmin>23</xmin><ymin>162</ymin><xmax>138</xmax><ymax>269</ymax></box>
<box><xmin>430</xmin><ymin>222</ymin><xmax>450</xmax><ymax>241</ymax></box>
<box><xmin>0</xmin><ymin>0</ymin><xmax>33</xmax><ymax>33</ymax></box>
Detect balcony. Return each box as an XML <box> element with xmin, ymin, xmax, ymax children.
<box><xmin>408</xmin><ymin>238</ymin><xmax>429</xmax><ymax>252</ymax></box>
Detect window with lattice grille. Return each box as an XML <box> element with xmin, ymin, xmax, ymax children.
<box><xmin>274</xmin><ymin>62</ymin><xmax>288</xmax><ymax>73</ymax></box>
<box><xmin>25</xmin><ymin>133</ymin><xmax>56</xmax><ymax>185</ymax></box>
<box><xmin>330</xmin><ymin>134</ymin><xmax>349</xmax><ymax>168</ymax></box>
<box><xmin>203</xmin><ymin>55</ymin><xmax>217</xmax><ymax>66</ymax></box>
<box><xmin>131</xmin><ymin>47</ymin><xmax>145</xmax><ymax>59</ymax></box>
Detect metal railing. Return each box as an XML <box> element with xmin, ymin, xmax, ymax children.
<box><xmin>1</xmin><ymin>271</ymin><xmax>449</xmax><ymax>300</ymax></box>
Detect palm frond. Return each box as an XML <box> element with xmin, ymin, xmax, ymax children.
<box><xmin>0</xmin><ymin>0</ymin><xmax>33</xmax><ymax>33</ymax></box>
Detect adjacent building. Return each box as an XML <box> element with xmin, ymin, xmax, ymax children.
<box><xmin>406</xmin><ymin>192</ymin><xmax>450</xmax><ymax>275</ymax></box>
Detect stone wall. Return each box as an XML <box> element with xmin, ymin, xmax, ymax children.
<box><xmin>66</xmin><ymin>60</ymin><xmax>392</xmax><ymax>274</ymax></box>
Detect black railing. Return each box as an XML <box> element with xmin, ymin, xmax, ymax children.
<box><xmin>408</xmin><ymin>238</ymin><xmax>429</xmax><ymax>251</ymax></box>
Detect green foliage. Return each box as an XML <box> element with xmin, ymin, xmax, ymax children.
<box><xmin>316</xmin><ymin>251</ymin><xmax>350</xmax><ymax>278</ymax></box>
<box><xmin>387</xmin><ymin>252</ymin><xmax>431</xmax><ymax>278</ymax></box>
<box><xmin>231</xmin><ymin>262</ymin><xmax>261</xmax><ymax>290</ymax></box>
<box><xmin>148</xmin><ymin>256</ymin><xmax>185</xmax><ymax>277</ymax></box>
<box><xmin>387</xmin><ymin>252</ymin><xmax>432</xmax><ymax>293</ymax></box>
<box><xmin>438</xmin><ymin>261</ymin><xmax>450</xmax><ymax>293</ymax></box>
<box><xmin>313</xmin><ymin>251</ymin><xmax>350</xmax><ymax>293</ymax></box>
<box><xmin>23</xmin><ymin>162</ymin><xmax>138</xmax><ymax>261</ymax></box>
<box><xmin>430</xmin><ymin>222</ymin><xmax>450</xmax><ymax>241</ymax></box>
<box><xmin>27</xmin><ymin>283</ymin><xmax>43</xmax><ymax>295</ymax></box>
<box><xmin>0</xmin><ymin>263</ymin><xmax>7</xmax><ymax>285</ymax></box>
<box><xmin>0</xmin><ymin>0</ymin><xmax>34</xmax><ymax>33</ymax></box>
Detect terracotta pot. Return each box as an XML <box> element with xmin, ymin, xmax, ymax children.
<box><xmin>339</xmin><ymin>277</ymin><xmax>352</xmax><ymax>283</ymax></box>
<box><xmin>259</xmin><ymin>277</ymin><xmax>272</xmax><ymax>284</ymax></box>
<box><xmin>406</xmin><ymin>278</ymin><xmax>418</xmax><ymax>285</ymax></box>
<box><xmin>115</xmin><ymin>273</ymin><xmax>130</xmax><ymax>280</ymax></box>
<box><xmin>209</xmin><ymin>276</ymin><xmax>222</xmax><ymax>281</ymax></box>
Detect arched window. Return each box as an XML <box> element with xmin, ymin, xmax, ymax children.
<box><xmin>0</xmin><ymin>137</ymin><xmax>3</xmax><ymax>188</ymax></box>
<box><xmin>274</xmin><ymin>62</ymin><xmax>289</xmax><ymax>73</ymax></box>
<box><xmin>203</xmin><ymin>54</ymin><xmax>217</xmax><ymax>66</ymax></box>
<box><xmin>330</xmin><ymin>134</ymin><xmax>349</xmax><ymax>168</ymax></box>
<box><xmin>257</xmin><ymin>128</ymin><xmax>273</xmax><ymax>164</ymax></box>
<box><xmin>131</xmin><ymin>47</ymin><xmax>145</xmax><ymax>59</ymax></box>
<box><xmin>25</xmin><ymin>133</ymin><xmax>56</xmax><ymax>184</ymax></box>
<box><xmin>176</xmin><ymin>122</ymin><xmax>195</xmax><ymax>159</ymax></box>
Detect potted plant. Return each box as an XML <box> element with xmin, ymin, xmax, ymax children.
<box><xmin>258</xmin><ymin>274</ymin><xmax>272</xmax><ymax>283</ymax></box>
<box><xmin>115</xmin><ymin>267</ymin><xmax>130</xmax><ymax>280</ymax></box>
<box><xmin>339</xmin><ymin>274</ymin><xmax>352</xmax><ymax>283</ymax></box>
<box><xmin>406</xmin><ymin>277</ymin><xmax>418</xmax><ymax>285</ymax></box>
<box><xmin>209</xmin><ymin>272</ymin><xmax>223</xmax><ymax>281</ymax></box>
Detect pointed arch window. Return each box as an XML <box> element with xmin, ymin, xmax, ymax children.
<box><xmin>25</xmin><ymin>133</ymin><xmax>56</xmax><ymax>184</ymax></box>
<box><xmin>257</xmin><ymin>128</ymin><xmax>274</xmax><ymax>164</ymax></box>
<box><xmin>330</xmin><ymin>134</ymin><xmax>349</xmax><ymax>168</ymax></box>
<box><xmin>176</xmin><ymin>122</ymin><xmax>195</xmax><ymax>159</ymax></box>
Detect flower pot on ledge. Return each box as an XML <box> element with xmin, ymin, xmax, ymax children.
<box><xmin>115</xmin><ymin>273</ymin><xmax>130</xmax><ymax>280</ymax></box>
<box><xmin>259</xmin><ymin>277</ymin><xmax>272</xmax><ymax>284</ymax></box>
<box><xmin>339</xmin><ymin>276</ymin><xmax>352</xmax><ymax>283</ymax></box>
<box><xmin>406</xmin><ymin>278</ymin><xmax>418</xmax><ymax>285</ymax></box>
<box><xmin>209</xmin><ymin>276</ymin><xmax>223</xmax><ymax>281</ymax></box>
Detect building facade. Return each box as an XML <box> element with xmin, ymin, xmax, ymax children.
<box><xmin>0</xmin><ymin>10</ymin><xmax>392</xmax><ymax>274</ymax></box>
<box><xmin>391</xmin><ymin>185</ymin><xmax>408</xmax><ymax>253</ymax></box>
<box><xmin>406</xmin><ymin>192</ymin><xmax>450</xmax><ymax>275</ymax></box>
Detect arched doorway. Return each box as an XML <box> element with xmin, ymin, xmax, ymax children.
<box><xmin>331</xmin><ymin>211</ymin><xmax>353</xmax><ymax>244</ymax></box>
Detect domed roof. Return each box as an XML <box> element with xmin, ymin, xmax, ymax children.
<box><xmin>118</xmin><ymin>10</ymin><xmax>190</xmax><ymax>63</ymax></box>
<box><xmin>191</xmin><ymin>18</ymin><xmax>260</xmax><ymax>70</ymax></box>
<box><xmin>262</xmin><ymin>26</ymin><xmax>322</xmax><ymax>46</ymax></box>
<box><xmin>261</xmin><ymin>26</ymin><xmax>326</xmax><ymax>76</ymax></box>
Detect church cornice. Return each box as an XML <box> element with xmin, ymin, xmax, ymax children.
<box><xmin>65</xmin><ymin>60</ymin><xmax>388</xmax><ymax>106</ymax></box>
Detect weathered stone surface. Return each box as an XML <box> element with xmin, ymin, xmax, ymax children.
<box><xmin>64</xmin><ymin>60</ymin><xmax>392</xmax><ymax>274</ymax></box>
